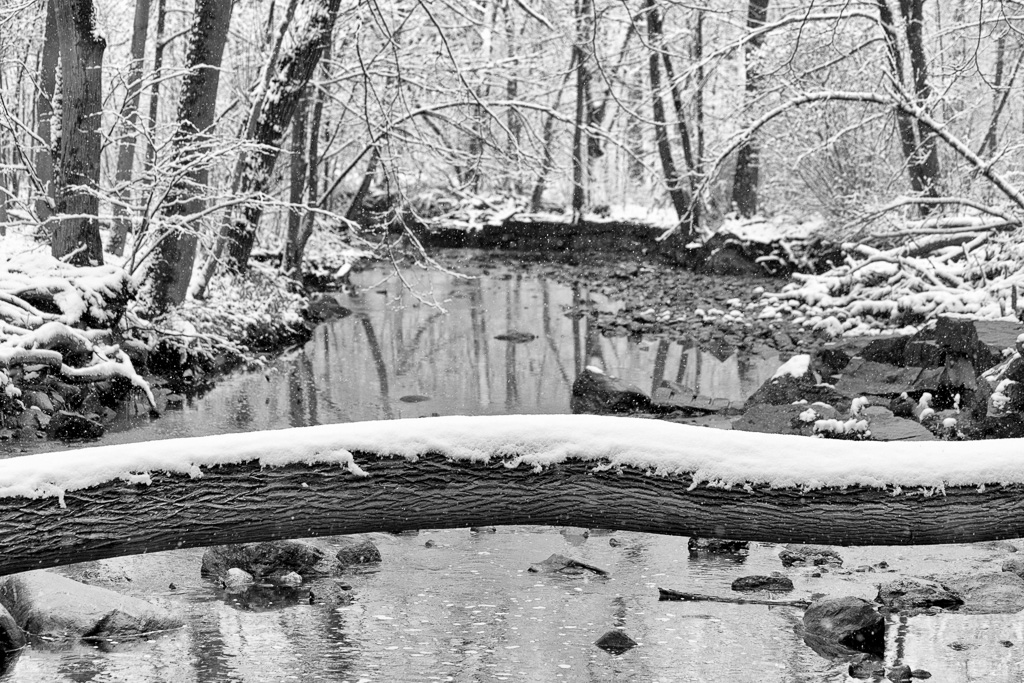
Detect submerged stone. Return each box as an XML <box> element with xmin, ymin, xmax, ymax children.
<box><xmin>528</xmin><ymin>553</ymin><xmax>607</xmax><ymax>576</ymax></box>
<box><xmin>780</xmin><ymin>544</ymin><xmax>843</xmax><ymax>568</ymax></box>
<box><xmin>595</xmin><ymin>629</ymin><xmax>637</xmax><ymax>654</ymax></box>
<box><xmin>201</xmin><ymin>541</ymin><xmax>325</xmax><ymax>579</ymax></box>
<box><xmin>335</xmin><ymin>537</ymin><xmax>382</xmax><ymax>568</ymax></box>
<box><xmin>688</xmin><ymin>537</ymin><xmax>749</xmax><ymax>553</ymax></box>
<box><xmin>875</xmin><ymin>577</ymin><xmax>962</xmax><ymax>614</ymax></box>
<box><xmin>803</xmin><ymin>596</ymin><xmax>885</xmax><ymax>657</ymax></box>
<box><xmin>731</xmin><ymin>573</ymin><xmax>794</xmax><ymax>592</ymax></box>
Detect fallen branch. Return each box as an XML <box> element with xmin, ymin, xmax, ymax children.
<box><xmin>658</xmin><ymin>588</ymin><xmax>811</xmax><ymax>607</ymax></box>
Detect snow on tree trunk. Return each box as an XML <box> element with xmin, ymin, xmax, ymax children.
<box><xmin>220</xmin><ymin>0</ymin><xmax>343</xmax><ymax>273</ymax></box>
<box><xmin>109</xmin><ymin>0</ymin><xmax>153</xmax><ymax>257</ymax></box>
<box><xmin>51</xmin><ymin>0</ymin><xmax>106</xmax><ymax>267</ymax></box>
<box><xmin>138</xmin><ymin>0</ymin><xmax>232</xmax><ymax>315</ymax></box>
<box><xmin>731</xmin><ymin>0</ymin><xmax>769</xmax><ymax>218</ymax></box>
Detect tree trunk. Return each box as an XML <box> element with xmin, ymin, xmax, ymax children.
<box><xmin>570</xmin><ymin>0</ymin><xmax>593</xmax><ymax>223</ymax></box>
<box><xmin>219</xmin><ymin>0</ymin><xmax>342</xmax><ymax>273</ymax></box>
<box><xmin>529</xmin><ymin>52</ymin><xmax>574</xmax><ymax>213</ymax></box>
<box><xmin>731</xmin><ymin>0</ymin><xmax>769</xmax><ymax>218</ymax></box>
<box><xmin>345</xmin><ymin>147</ymin><xmax>380</xmax><ymax>225</ymax></box>
<box><xmin>109</xmin><ymin>0</ymin><xmax>153</xmax><ymax>257</ymax></box>
<box><xmin>645</xmin><ymin>0</ymin><xmax>691</xmax><ymax>232</ymax></box>
<box><xmin>51</xmin><ymin>0</ymin><xmax>106</xmax><ymax>266</ymax></box>
<box><xmin>693</xmin><ymin>8</ymin><xmax>704</xmax><ymax>173</ymax></box>
<box><xmin>4</xmin><ymin>445</ymin><xmax>1024</xmax><ymax>577</ymax></box>
<box><xmin>283</xmin><ymin>89</ymin><xmax>308</xmax><ymax>277</ymax></box>
<box><xmin>661</xmin><ymin>51</ymin><xmax>700</xmax><ymax>230</ymax></box>
<box><xmin>33</xmin><ymin>0</ymin><xmax>59</xmax><ymax>222</ymax></box>
<box><xmin>143</xmin><ymin>0</ymin><xmax>167</xmax><ymax>172</ymax></box>
<box><xmin>138</xmin><ymin>0</ymin><xmax>232</xmax><ymax>314</ymax></box>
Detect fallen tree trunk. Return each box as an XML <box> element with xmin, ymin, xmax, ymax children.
<box><xmin>2</xmin><ymin>415</ymin><xmax>1024</xmax><ymax>576</ymax></box>
<box><xmin>658</xmin><ymin>588</ymin><xmax>810</xmax><ymax>607</ymax></box>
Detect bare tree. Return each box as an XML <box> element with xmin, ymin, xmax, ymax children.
<box><xmin>731</xmin><ymin>0</ymin><xmax>768</xmax><ymax>217</ymax></box>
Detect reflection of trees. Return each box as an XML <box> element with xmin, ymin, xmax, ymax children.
<box><xmin>469</xmin><ymin>280</ymin><xmax>492</xmax><ymax>407</ymax></box>
<box><xmin>358</xmin><ymin>314</ymin><xmax>394</xmax><ymax>419</ymax></box>
<box><xmin>394</xmin><ymin>310</ymin><xmax>445</xmax><ymax>377</ymax></box>
<box><xmin>651</xmin><ymin>340</ymin><xmax>670</xmax><ymax>395</ymax></box>
<box><xmin>504</xmin><ymin>279</ymin><xmax>520</xmax><ymax>410</ymax></box>
<box><xmin>287</xmin><ymin>352</ymin><xmax>320</xmax><ymax>427</ymax></box>
<box><xmin>540</xmin><ymin>279</ymin><xmax>571</xmax><ymax>388</ymax></box>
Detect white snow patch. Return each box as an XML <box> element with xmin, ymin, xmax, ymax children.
<box><xmin>2</xmin><ymin>415</ymin><xmax>1024</xmax><ymax>500</ymax></box>
<box><xmin>772</xmin><ymin>354</ymin><xmax>810</xmax><ymax>379</ymax></box>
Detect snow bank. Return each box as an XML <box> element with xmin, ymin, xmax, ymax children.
<box><xmin>2</xmin><ymin>414</ymin><xmax>1023</xmax><ymax>504</ymax></box>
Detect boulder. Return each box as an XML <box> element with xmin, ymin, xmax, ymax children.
<box><xmin>732</xmin><ymin>573</ymin><xmax>794</xmax><ymax>592</ymax></box>
<box><xmin>688</xmin><ymin>537</ymin><xmax>749</xmax><ymax>553</ymax></box>
<box><xmin>860</xmin><ymin>336</ymin><xmax>910</xmax><ymax>366</ymax></box>
<box><xmin>803</xmin><ymin>596</ymin><xmax>885</xmax><ymax>656</ymax></box>
<box><xmin>834</xmin><ymin>359</ymin><xmax>924</xmax><ymax>397</ymax></box>
<box><xmin>201</xmin><ymin>540</ymin><xmax>325</xmax><ymax>579</ymax></box>
<box><xmin>22</xmin><ymin>391</ymin><xmax>53</xmax><ymax>414</ymax></box>
<box><xmin>570</xmin><ymin>367</ymin><xmax>651</xmax><ymax>414</ymax></box>
<box><xmin>934</xmin><ymin>571</ymin><xmax>1024</xmax><ymax>614</ymax></box>
<box><xmin>46</xmin><ymin>411</ymin><xmax>104</xmax><ymax>440</ymax></box>
<box><xmin>0</xmin><ymin>571</ymin><xmax>181</xmax><ymax>642</ymax></box>
<box><xmin>867</xmin><ymin>415</ymin><xmax>936</xmax><ymax>442</ymax></box>
<box><xmin>849</xmin><ymin>658</ymin><xmax>885</xmax><ymax>679</ymax></box>
<box><xmin>335</xmin><ymin>537</ymin><xmax>382</xmax><ymax>568</ymax></box>
<box><xmin>875</xmin><ymin>577</ymin><xmax>962</xmax><ymax>615</ymax></box>
<box><xmin>595</xmin><ymin>629</ymin><xmax>638</xmax><ymax>654</ymax></box>
<box><xmin>780</xmin><ymin>544</ymin><xmax>843</xmax><ymax>568</ymax></box>
<box><xmin>748</xmin><ymin>365</ymin><xmax>845</xmax><ymax>408</ymax></box>
<box><xmin>732</xmin><ymin>404</ymin><xmax>808</xmax><ymax>435</ymax></box>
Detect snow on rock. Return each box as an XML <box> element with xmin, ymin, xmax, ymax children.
<box><xmin>771</xmin><ymin>354</ymin><xmax>810</xmax><ymax>379</ymax></box>
<box><xmin>4</xmin><ymin>415</ymin><xmax>1024</xmax><ymax>504</ymax></box>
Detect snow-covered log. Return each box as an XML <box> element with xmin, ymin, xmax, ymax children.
<box><xmin>1</xmin><ymin>415</ymin><xmax>1024</xmax><ymax>576</ymax></box>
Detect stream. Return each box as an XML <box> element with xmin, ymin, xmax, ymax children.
<box><xmin>2</xmin><ymin>264</ymin><xmax>1022</xmax><ymax>682</ymax></box>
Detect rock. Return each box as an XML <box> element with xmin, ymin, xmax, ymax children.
<box><xmin>780</xmin><ymin>544</ymin><xmax>843</xmax><ymax>568</ymax></box>
<box><xmin>911</xmin><ymin>670</ymin><xmax>932</xmax><ymax>679</ymax></box>
<box><xmin>46</xmin><ymin>411</ymin><xmax>104</xmax><ymax>440</ymax></box>
<box><xmin>849</xmin><ymin>658</ymin><xmax>885</xmax><ymax>679</ymax></box>
<box><xmin>731</xmin><ymin>573</ymin><xmax>794</xmax><ymax>592</ymax></box>
<box><xmin>875</xmin><ymin>577</ymin><xmax>963</xmax><ymax>614</ymax></box>
<box><xmin>732</xmin><ymin>403</ymin><xmax>808</xmax><ymax>435</ymax></box>
<box><xmin>860</xmin><ymin>336</ymin><xmax>910</xmax><ymax>366</ymax></box>
<box><xmin>1003</xmin><ymin>557</ymin><xmax>1024</xmax><ymax>579</ymax></box>
<box><xmin>834</xmin><ymin>359</ymin><xmax>924</xmax><ymax>397</ymax></box>
<box><xmin>0</xmin><ymin>571</ymin><xmax>181</xmax><ymax>642</ymax></box>
<box><xmin>608</xmin><ymin>538</ymin><xmax>622</xmax><ymax>547</ymax></box>
<box><xmin>803</xmin><ymin>596</ymin><xmax>885</xmax><ymax>656</ymax></box>
<box><xmin>494</xmin><ymin>331</ymin><xmax>537</xmax><ymax>343</ymax></box>
<box><xmin>748</xmin><ymin>365</ymin><xmax>845</xmax><ymax>407</ymax></box>
<box><xmin>941</xmin><ymin>356</ymin><xmax>978</xmax><ymax>392</ymax></box>
<box><xmin>886</xmin><ymin>664</ymin><xmax>912</xmax><ymax>682</ymax></box>
<box><xmin>688</xmin><ymin>537</ymin><xmax>749</xmax><ymax>553</ymax></box>
<box><xmin>903</xmin><ymin>340</ymin><xmax>945</xmax><ymax>368</ymax></box>
<box><xmin>934</xmin><ymin>571</ymin><xmax>1024</xmax><ymax>614</ymax></box>
<box><xmin>398</xmin><ymin>395</ymin><xmax>431</xmax><ymax>403</ymax></box>
<box><xmin>0</xmin><ymin>603</ymin><xmax>23</xmax><ymax>653</ymax></box>
<box><xmin>307</xmin><ymin>295</ymin><xmax>352</xmax><ymax>322</ymax></box>
<box><xmin>867</xmin><ymin>415</ymin><xmax>936</xmax><ymax>441</ymax></box>
<box><xmin>223</xmin><ymin>568</ymin><xmax>254</xmax><ymax>589</ymax></box>
<box><xmin>201</xmin><ymin>541</ymin><xmax>325</xmax><ymax>579</ymax></box>
<box><xmin>276</xmin><ymin>572</ymin><xmax>303</xmax><ymax>587</ymax></box>
<box><xmin>527</xmin><ymin>554</ymin><xmax>608</xmax><ymax>576</ymax></box>
<box><xmin>570</xmin><ymin>367</ymin><xmax>651</xmax><ymax>414</ymax></box>
<box><xmin>595</xmin><ymin>629</ymin><xmax>638</xmax><ymax>654</ymax></box>
<box><xmin>812</xmin><ymin>347</ymin><xmax>852</xmax><ymax>376</ymax></box>
<box><xmin>335</xmin><ymin>537</ymin><xmax>382</xmax><ymax>567</ymax></box>
<box><xmin>23</xmin><ymin>391</ymin><xmax>53</xmax><ymax>414</ymax></box>
<box><xmin>470</xmin><ymin>526</ymin><xmax>497</xmax><ymax>534</ymax></box>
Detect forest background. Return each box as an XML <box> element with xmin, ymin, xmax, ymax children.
<box><xmin>0</xmin><ymin>0</ymin><xmax>1022</xmax><ymax>318</ymax></box>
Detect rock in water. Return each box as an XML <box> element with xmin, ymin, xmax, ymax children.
<box><xmin>875</xmin><ymin>577</ymin><xmax>962</xmax><ymax>615</ymax></box>
<box><xmin>732</xmin><ymin>574</ymin><xmax>794</xmax><ymax>592</ymax></box>
<box><xmin>595</xmin><ymin>629</ymin><xmax>637</xmax><ymax>654</ymax></box>
<box><xmin>223</xmin><ymin>568</ymin><xmax>255</xmax><ymax>589</ymax></box>
<box><xmin>528</xmin><ymin>554</ymin><xmax>608</xmax><ymax>576</ymax></box>
<box><xmin>0</xmin><ymin>571</ymin><xmax>182</xmax><ymax>642</ymax></box>
<box><xmin>335</xmin><ymin>537</ymin><xmax>382</xmax><ymax>568</ymax></box>
<box><xmin>494</xmin><ymin>331</ymin><xmax>536</xmax><ymax>343</ymax></box>
<box><xmin>201</xmin><ymin>541</ymin><xmax>325</xmax><ymax>579</ymax></box>
<box><xmin>688</xmin><ymin>537</ymin><xmax>749</xmax><ymax>553</ymax></box>
<box><xmin>780</xmin><ymin>544</ymin><xmax>843</xmax><ymax>568</ymax></box>
<box><xmin>803</xmin><ymin>596</ymin><xmax>885</xmax><ymax>657</ymax></box>
<box><xmin>46</xmin><ymin>411</ymin><xmax>104</xmax><ymax>440</ymax></box>
<box><xmin>570</xmin><ymin>366</ymin><xmax>651</xmax><ymax>414</ymax></box>
<box><xmin>932</xmin><ymin>572</ymin><xmax>1024</xmax><ymax>614</ymax></box>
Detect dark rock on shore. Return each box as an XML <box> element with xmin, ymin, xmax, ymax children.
<box><xmin>46</xmin><ymin>411</ymin><xmax>104</xmax><ymax>440</ymax></box>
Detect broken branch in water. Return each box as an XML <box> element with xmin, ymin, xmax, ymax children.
<box><xmin>658</xmin><ymin>587</ymin><xmax>811</xmax><ymax>607</ymax></box>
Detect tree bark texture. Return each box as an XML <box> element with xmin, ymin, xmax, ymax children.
<box><xmin>3</xmin><ymin>453</ymin><xmax>1024</xmax><ymax>577</ymax></box>
<box><xmin>33</xmin><ymin>0</ymin><xmax>59</xmax><ymax>222</ymax></box>
<box><xmin>875</xmin><ymin>0</ymin><xmax>940</xmax><ymax>206</ymax></box>
<box><xmin>570</xmin><ymin>0</ymin><xmax>593</xmax><ymax>223</ymax></box>
<box><xmin>645</xmin><ymin>0</ymin><xmax>691</xmax><ymax>230</ymax></box>
<box><xmin>731</xmin><ymin>0</ymin><xmax>768</xmax><ymax>218</ymax></box>
<box><xmin>220</xmin><ymin>0</ymin><xmax>343</xmax><ymax>272</ymax></box>
<box><xmin>109</xmin><ymin>0</ymin><xmax>153</xmax><ymax>256</ymax></box>
<box><xmin>144</xmin><ymin>0</ymin><xmax>167</xmax><ymax>172</ymax></box>
<box><xmin>283</xmin><ymin>89</ymin><xmax>308</xmax><ymax>276</ymax></box>
<box><xmin>139</xmin><ymin>0</ymin><xmax>233</xmax><ymax>314</ymax></box>
<box><xmin>51</xmin><ymin>0</ymin><xmax>106</xmax><ymax>266</ymax></box>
